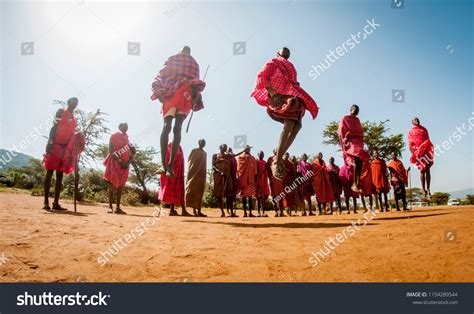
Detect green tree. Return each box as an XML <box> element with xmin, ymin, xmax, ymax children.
<box><xmin>430</xmin><ymin>192</ymin><xmax>450</xmax><ymax>205</ymax></box>
<box><xmin>322</xmin><ymin>120</ymin><xmax>404</xmax><ymax>160</ymax></box>
<box><xmin>406</xmin><ymin>187</ymin><xmax>423</xmax><ymax>202</ymax></box>
<box><xmin>128</xmin><ymin>145</ymin><xmax>161</xmax><ymax>204</ymax></box>
<box><xmin>466</xmin><ymin>194</ymin><xmax>474</xmax><ymax>205</ymax></box>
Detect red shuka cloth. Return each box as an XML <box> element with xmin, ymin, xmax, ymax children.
<box><xmin>408</xmin><ymin>125</ymin><xmax>434</xmax><ymax>171</ymax></box>
<box><xmin>387</xmin><ymin>159</ymin><xmax>408</xmax><ymax>186</ymax></box>
<box><xmin>359</xmin><ymin>160</ymin><xmax>375</xmax><ymax>196</ymax></box>
<box><xmin>297</xmin><ymin>160</ymin><xmax>314</xmax><ymax>198</ymax></box>
<box><xmin>371</xmin><ymin>158</ymin><xmax>390</xmax><ymax>193</ymax></box>
<box><xmin>312</xmin><ymin>159</ymin><xmax>335</xmax><ymax>203</ymax></box>
<box><xmin>338</xmin><ymin>115</ymin><xmax>370</xmax><ymax>166</ymax></box>
<box><xmin>267</xmin><ymin>156</ymin><xmax>284</xmax><ymax>198</ymax></box>
<box><xmin>339</xmin><ymin>163</ymin><xmax>359</xmax><ymax>199</ymax></box>
<box><xmin>43</xmin><ymin>109</ymin><xmax>81</xmax><ymax>173</ymax></box>
<box><xmin>236</xmin><ymin>153</ymin><xmax>257</xmax><ymax>198</ymax></box>
<box><xmin>283</xmin><ymin>159</ymin><xmax>297</xmax><ymax>207</ymax></box>
<box><xmin>103</xmin><ymin>131</ymin><xmax>131</xmax><ymax>189</ymax></box>
<box><xmin>151</xmin><ymin>53</ymin><xmax>206</xmax><ymax>111</ymax></box>
<box><xmin>327</xmin><ymin>163</ymin><xmax>343</xmax><ymax>197</ymax></box>
<box><xmin>256</xmin><ymin>159</ymin><xmax>270</xmax><ymax>198</ymax></box>
<box><xmin>159</xmin><ymin>144</ymin><xmax>185</xmax><ymax>206</ymax></box>
<box><xmin>251</xmin><ymin>56</ymin><xmax>319</xmax><ymax>119</ymax></box>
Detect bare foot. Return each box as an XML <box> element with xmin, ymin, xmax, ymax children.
<box><xmin>115</xmin><ymin>208</ymin><xmax>127</xmax><ymax>215</ymax></box>
<box><xmin>181</xmin><ymin>210</ymin><xmax>192</xmax><ymax>217</ymax></box>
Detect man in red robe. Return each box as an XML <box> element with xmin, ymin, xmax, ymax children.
<box><xmin>327</xmin><ymin>157</ymin><xmax>343</xmax><ymax>214</ymax></box>
<box><xmin>371</xmin><ymin>151</ymin><xmax>390</xmax><ymax>212</ymax></box>
<box><xmin>158</xmin><ymin>143</ymin><xmax>191</xmax><ymax>216</ymax></box>
<box><xmin>312</xmin><ymin>153</ymin><xmax>335</xmax><ymax>215</ymax></box>
<box><xmin>359</xmin><ymin>160</ymin><xmax>375</xmax><ymax>212</ymax></box>
<box><xmin>297</xmin><ymin>153</ymin><xmax>315</xmax><ymax>216</ymax></box>
<box><xmin>256</xmin><ymin>151</ymin><xmax>270</xmax><ymax>217</ymax></box>
<box><xmin>213</xmin><ymin>144</ymin><xmax>234</xmax><ymax>217</ymax></box>
<box><xmin>42</xmin><ymin>97</ymin><xmax>80</xmax><ymax>211</ymax></box>
<box><xmin>282</xmin><ymin>152</ymin><xmax>297</xmax><ymax>216</ymax></box>
<box><xmin>251</xmin><ymin>47</ymin><xmax>319</xmax><ymax>179</ymax></box>
<box><xmin>185</xmin><ymin>139</ymin><xmax>207</xmax><ymax>217</ymax></box>
<box><xmin>236</xmin><ymin>145</ymin><xmax>257</xmax><ymax>217</ymax></box>
<box><xmin>338</xmin><ymin>104</ymin><xmax>370</xmax><ymax>193</ymax></box>
<box><xmin>151</xmin><ymin>46</ymin><xmax>206</xmax><ymax>177</ymax></box>
<box><xmin>267</xmin><ymin>149</ymin><xmax>285</xmax><ymax>217</ymax></box>
<box><xmin>388</xmin><ymin>152</ymin><xmax>410</xmax><ymax>211</ymax></box>
<box><xmin>339</xmin><ymin>163</ymin><xmax>359</xmax><ymax>214</ymax></box>
<box><xmin>408</xmin><ymin>117</ymin><xmax>434</xmax><ymax>198</ymax></box>
<box><xmin>103</xmin><ymin>123</ymin><xmax>135</xmax><ymax>214</ymax></box>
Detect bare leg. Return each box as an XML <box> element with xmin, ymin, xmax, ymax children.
<box><xmin>281</xmin><ymin>119</ymin><xmax>302</xmax><ymax>156</ymax></box>
<box><xmin>383</xmin><ymin>193</ymin><xmax>389</xmax><ymax>211</ymax></box>
<box><xmin>345</xmin><ymin>197</ymin><xmax>350</xmax><ymax>214</ymax></box>
<box><xmin>43</xmin><ymin>170</ymin><xmax>54</xmax><ymax>208</ymax></box>
<box><xmin>218</xmin><ymin>197</ymin><xmax>225</xmax><ymax>217</ymax></box>
<box><xmin>167</xmin><ymin>114</ymin><xmax>186</xmax><ymax>176</ymax></box>
<box><xmin>243</xmin><ymin>198</ymin><xmax>248</xmax><ymax>217</ymax></box>
<box><xmin>361</xmin><ymin>196</ymin><xmax>368</xmax><ymax>212</ymax></box>
<box><xmin>420</xmin><ymin>171</ymin><xmax>426</xmax><ymax>196</ymax></box>
<box><xmin>108</xmin><ymin>184</ymin><xmax>114</xmax><ymax>212</ymax></box>
<box><xmin>352</xmin><ymin>197</ymin><xmax>358</xmax><ymax>213</ymax></box>
<box><xmin>352</xmin><ymin>158</ymin><xmax>362</xmax><ymax>192</ymax></box>
<box><xmin>377</xmin><ymin>192</ymin><xmax>383</xmax><ymax>211</ymax></box>
<box><xmin>53</xmin><ymin>171</ymin><xmax>64</xmax><ymax>205</ymax></box>
<box><xmin>160</xmin><ymin>116</ymin><xmax>173</xmax><ymax>169</ymax></box>
<box><xmin>425</xmin><ymin>166</ymin><xmax>431</xmax><ymax>196</ymax></box>
<box><xmin>275</xmin><ymin>119</ymin><xmax>295</xmax><ymax>164</ymax></box>
<box><xmin>248</xmin><ymin>198</ymin><xmax>255</xmax><ymax>217</ymax></box>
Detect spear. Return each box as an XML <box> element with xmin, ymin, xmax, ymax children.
<box><xmin>186</xmin><ymin>64</ymin><xmax>210</xmax><ymax>133</ymax></box>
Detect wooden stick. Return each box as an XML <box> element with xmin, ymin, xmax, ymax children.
<box><xmin>186</xmin><ymin>65</ymin><xmax>210</xmax><ymax>133</ymax></box>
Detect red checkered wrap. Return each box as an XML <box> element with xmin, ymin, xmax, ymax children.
<box><xmin>251</xmin><ymin>56</ymin><xmax>318</xmax><ymax>119</ymax></box>
<box><xmin>151</xmin><ymin>53</ymin><xmax>206</xmax><ymax>111</ymax></box>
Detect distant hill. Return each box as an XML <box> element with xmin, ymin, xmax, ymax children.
<box><xmin>0</xmin><ymin>149</ymin><xmax>36</xmax><ymax>173</ymax></box>
<box><xmin>448</xmin><ymin>188</ymin><xmax>474</xmax><ymax>199</ymax></box>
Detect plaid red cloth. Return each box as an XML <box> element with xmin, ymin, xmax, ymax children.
<box><xmin>159</xmin><ymin>144</ymin><xmax>185</xmax><ymax>206</ymax></box>
<box><xmin>251</xmin><ymin>56</ymin><xmax>318</xmax><ymax>119</ymax></box>
<box><xmin>151</xmin><ymin>53</ymin><xmax>206</xmax><ymax>111</ymax></box>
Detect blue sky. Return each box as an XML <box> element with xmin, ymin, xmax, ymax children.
<box><xmin>0</xmin><ymin>0</ymin><xmax>472</xmax><ymax>193</ymax></box>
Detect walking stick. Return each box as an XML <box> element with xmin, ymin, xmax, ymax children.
<box><xmin>186</xmin><ymin>64</ymin><xmax>210</xmax><ymax>133</ymax></box>
<box><xmin>73</xmin><ymin>109</ymin><xmax>101</xmax><ymax>213</ymax></box>
<box><xmin>408</xmin><ymin>168</ymin><xmax>412</xmax><ymax>210</ymax></box>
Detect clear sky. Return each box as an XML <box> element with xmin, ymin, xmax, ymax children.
<box><xmin>0</xmin><ymin>0</ymin><xmax>472</xmax><ymax>193</ymax></box>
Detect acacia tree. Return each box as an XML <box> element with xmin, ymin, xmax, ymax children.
<box><xmin>430</xmin><ymin>192</ymin><xmax>450</xmax><ymax>205</ymax></box>
<box><xmin>322</xmin><ymin>120</ymin><xmax>404</xmax><ymax>160</ymax></box>
<box><xmin>128</xmin><ymin>145</ymin><xmax>160</xmax><ymax>204</ymax></box>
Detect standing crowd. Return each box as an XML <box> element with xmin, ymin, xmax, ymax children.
<box><xmin>40</xmin><ymin>46</ymin><xmax>435</xmax><ymax>217</ymax></box>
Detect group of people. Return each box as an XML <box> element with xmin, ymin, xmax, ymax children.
<box><xmin>41</xmin><ymin>45</ymin><xmax>435</xmax><ymax>217</ymax></box>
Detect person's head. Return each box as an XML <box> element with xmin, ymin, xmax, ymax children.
<box><xmin>329</xmin><ymin>157</ymin><xmax>335</xmax><ymax>164</ymax></box>
<box><xmin>373</xmin><ymin>150</ymin><xmax>380</xmax><ymax>159</ymax></box>
<box><xmin>258</xmin><ymin>150</ymin><xmax>264</xmax><ymax>160</ymax></box>
<box><xmin>317</xmin><ymin>152</ymin><xmax>323</xmax><ymax>160</ymax></box>
<box><xmin>350</xmin><ymin>104</ymin><xmax>359</xmax><ymax>116</ymax></box>
<box><xmin>412</xmin><ymin>117</ymin><xmax>420</xmax><ymax>126</ymax></box>
<box><xmin>283</xmin><ymin>152</ymin><xmax>290</xmax><ymax>160</ymax></box>
<box><xmin>118</xmin><ymin>122</ymin><xmax>128</xmax><ymax>133</ymax></box>
<box><xmin>198</xmin><ymin>139</ymin><xmax>206</xmax><ymax>149</ymax></box>
<box><xmin>67</xmin><ymin>97</ymin><xmax>78</xmax><ymax>111</ymax></box>
<box><xmin>302</xmin><ymin>153</ymin><xmax>308</xmax><ymax>161</ymax></box>
<box><xmin>391</xmin><ymin>152</ymin><xmax>398</xmax><ymax>160</ymax></box>
<box><xmin>272</xmin><ymin>148</ymin><xmax>277</xmax><ymax>155</ymax></box>
<box><xmin>244</xmin><ymin>145</ymin><xmax>251</xmax><ymax>154</ymax></box>
<box><xmin>290</xmin><ymin>155</ymin><xmax>297</xmax><ymax>163</ymax></box>
<box><xmin>227</xmin><ymin>147</ymin><xmax>233</xmax><ymax>154</ymax></box>
<box><xmin>277</xmin><ymin>47</ymin><xmax>290</xmax><ymax>59</ymax></box>
<box><xmin>219</xmin><ymin>144</ymin><xmax>227</xmax><ymax>154</ymax></box>
<box><xmin>179</xmin><ymin>46</ymin><xmax>191</xmax><ymax>55</ymax></box>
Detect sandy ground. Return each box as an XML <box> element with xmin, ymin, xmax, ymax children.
<box><xmin>0</xmin><ymin>191</ymin><xmax>473</xmax><ymax>282</ymax></box>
